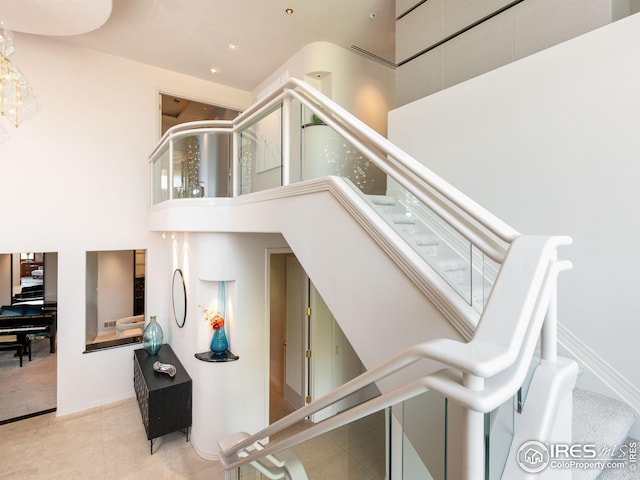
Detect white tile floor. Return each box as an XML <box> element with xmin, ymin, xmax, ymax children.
<box><xmin>0</xmin><ymin>388</ymin><xmax>385</xmax><ymax>480</ymax></box>
<box><xmin>0</xmin><ymin>399</ymin><xmax>224</xmax><ymax>480</ymax></box>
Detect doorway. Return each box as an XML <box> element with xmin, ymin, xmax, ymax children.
<box><xmin>0</xmin><ymin>252</ymin><xmax>58</xmax><ymax>424</ymax></box>
<box><xmin>160</xmin><ymin>93</ymin><xmax>241</xmax><ymax>134</ymax></box>
<box><xmin>268</xmin><ymin>252</ymin><xmax>368</xmax><ymax>424</ymax></box>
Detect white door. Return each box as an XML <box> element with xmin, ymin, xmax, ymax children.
<box><xmin>283</xmin><ymin>256</ymin><xmax>310</xmax><ymax>409</ymax></box>
<box><xmin>309</xmin><ymin>284</ymin><xmax>366</xmax><ymax>422</ymax></box>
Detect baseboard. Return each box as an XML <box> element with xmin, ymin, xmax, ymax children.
<box><xmin>558</xmin><ymin>323</ymin><xmax>640</xmax><ymax>417</ymax></box>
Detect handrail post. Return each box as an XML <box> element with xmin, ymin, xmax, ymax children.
<box><xmin>168</xmin><ymin>139</ymin><xmax>174</xmax><ymax>200</ymax></box>
<box><xmin>462</xmin><ymin>373</ymin><xmax>485</xmax><ymax>480</ymax></box>
<box><xmin>541</xmin><ymin>251</ymin><xmax>558</xmax><ymax>363</ymax></box>
<box><xmin>281</xmin><ymin>96</ymin><xmax>291</xmax><ymax>186</ymax></box>
<box><xmin>232</xmin><ymin>131</ymin><xmax>239</xmax><ymax>197</ymax></box>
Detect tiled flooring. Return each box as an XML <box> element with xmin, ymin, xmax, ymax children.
<box><xmin>0</xmin><ymin>399</ymin><xmax>224</xmax><ymax>480</ymax></box>
<box><xmin>0</xmin><ymin>385</ymin><xmax>385</xmax><ymax>480</ymax></box>
<box><xmin>267</xmin><ymin>411</ymin><xmax>386</xmax><ymax>480</ymax></box>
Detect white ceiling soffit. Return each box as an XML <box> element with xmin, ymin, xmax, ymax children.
<box><xmin>0</xmin><ymin>0</ymin><xmax>112</xmax><ymax>35</ymax></box>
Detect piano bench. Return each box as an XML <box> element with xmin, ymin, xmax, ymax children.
<box><xmin>0</xmin><ymin>339</ymin><xmax>24</xmax><ymax>367</ymax></box>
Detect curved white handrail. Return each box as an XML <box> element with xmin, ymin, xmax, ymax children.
<box><xmin>149</xmin><ymin>120</ymin><xmax>233</xmax><ymax>159</ymax></box>
<box><xmin>283</xmin><ymin>79</ymin><xmax>519</xmax><ymax>244</ymax></box>
<box><xmin>148</xmin><ymin>79</ymin><xmax>519</xmax><ymax>261</ymax></box>
<box><xmin>218</xmin><ymin>235</ymin><xmax>571</xmax><ymax>468</ymax></box>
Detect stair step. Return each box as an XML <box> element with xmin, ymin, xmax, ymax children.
<box><xmin>412</xmin><ymin>234</ymin><xmax>440</xmax><ymax>257</ymax></box>
<box><xmin>414</xmin><ymin>234</ymin><xmax>439</xmax><ymax>246</ymax></box>
<box><xmin>387</xmin><ymin>214</ymin><xmax>416</xmax><ymax>236</ymax></box>
<box><xmin>572</xmin><ymin>389</ymin><xmax>638</xmax><ymax>480</ymax></box>
<box><xmin>368</xmin><ymin>195</ymin><xmax>398</xmax><ymax>215</ymax></box>
<box><xmin>368</xmin><ymin>195</ymin><xmax>397</xmax><ymax>206</ymax></box>
<box><xmin>434</xmin><ymin>257</ymin><xmax>467</xmax><ymax>284</ymax></box>
<box><xmin>389</xmin><ymin>213</ymin><xmax>416</xmax><ymax>225</ymax></box>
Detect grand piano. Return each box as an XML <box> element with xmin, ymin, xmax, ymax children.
<box><xmin>0</xmin><ymin>303</ymin><xmax>57</xmax><ymax>355</ymax></box>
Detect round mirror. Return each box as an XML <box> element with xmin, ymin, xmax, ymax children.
<box><xmin>172</xmin><ymin>269</ymin><xmax>187</xmax><ymax>328</ymax></box>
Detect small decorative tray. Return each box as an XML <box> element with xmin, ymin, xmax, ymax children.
<box><xmin>153</xmin><ymin>361</ymin><xmax>177</xmax><ymax>377</ymax></box>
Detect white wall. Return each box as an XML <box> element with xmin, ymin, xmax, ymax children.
<box><xmin>154</xmin><ymin>231</ymin><xmax>289</xmax><ymax>458</ymax></box>
<box><xmin>96</xmin><ymin>250</ymin><xmax>133</xmax><ymax>334</ymax></box>
<box><xmin>0</xmin><ymin>34</ymin><xmax>251</xmax><ymax>416</ymax></box>
<box><xmin>389</xmin><ymin>14</ymin><xmax>640</xmax><ymax>391</ymax></box>
<box><xmin>252</xmin><ymin>42</ymin><xmax>395</xmax><ymax>136</ymax></box>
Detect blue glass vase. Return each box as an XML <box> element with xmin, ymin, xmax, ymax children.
<box><xmin>142</xmin><ymin>316</ymin><xmax>163</xmax><ymax>356</ymax></box>
<box><xmin>210</xmin><ymin>327</ymin><xmax>228</xmax><ymax>355</ymax></box>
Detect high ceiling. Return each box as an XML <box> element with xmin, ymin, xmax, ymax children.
<box><xmin>0</xmin><ymin>0</ymin><xmax>395</xmax><ymax>91</ymax></box>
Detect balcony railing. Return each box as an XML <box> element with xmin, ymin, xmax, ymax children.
<box><xmin>149</xmin><ymin>80</ymin><xmax>518</xmax><ymax>313</ymax></box>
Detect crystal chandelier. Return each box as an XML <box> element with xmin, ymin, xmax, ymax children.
<box><xmin>0</xmin><ymin>22</ymin><xmax>40</xmax><ymax>143</ymax></box>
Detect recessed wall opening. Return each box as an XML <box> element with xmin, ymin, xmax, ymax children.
<box><xmin>160</xmin><ymin>93</ymin><xmax>241</xmax><ymax>135</ymax></box>
<box><xmin>85</xmin><ymin>249</ymin><xmax>146</xmax><ymax>352</ymax></box>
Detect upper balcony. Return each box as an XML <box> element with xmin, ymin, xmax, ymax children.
<box><xmin>149</xmin><ymin>80</ymin><xmax>522</xmax><ymax>321</ymax></box>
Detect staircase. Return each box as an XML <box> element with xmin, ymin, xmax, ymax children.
<box><xmin>148</xmin><ymin>79</ymin><xmax>639</xmax><ymax>479</ymax></box>
<box><xmin>366</xmin><ymin>192</ymin><xmax>496</xmax><ymax>313</ymax></box>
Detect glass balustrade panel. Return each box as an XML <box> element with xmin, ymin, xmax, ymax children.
<box><xmin>290</xmin><ymin>105</ymin><xmax>493</xmax><ymax>307</ymax></box>
<box><xmin>367</xmin><ymin>178</ymin><xmax>476</xmax><ymax>305</ymax></box>
<box><xmin>294</xmin><ymin>105</ymin><xmax>386</xmax><ymax>195</ymax></box>
<box><xmin>230</xmin><ymin>409</ymin><xmax>389</xmax><ymax>480</ymax></box>
<box><xmin>225</xmin><ymin>384</ymin><xmax>449</xmax><ymax>480</ymax></box>
<box><xmin>171</xmin><ymin>132</ymin><xmax>232</xmax><ymax>198</ymax></box>
<box><xmin>238</xmin><ymin>105</ymin><xmax>283</xmax><ymax>194</ymax></box>
<box><xmin>152</xmin><ymin>145</ymin><xmax>170</xmax><ymax>204</ymax></box>
<box><xmin>401</xmin><ymin>391</ymin><xmax>446</xmax><ymax>480</ymax></box>
<box><xmin>485</xmin><ymin>397</ymin><xmax>515</xmax><ymax>480</ymax></box>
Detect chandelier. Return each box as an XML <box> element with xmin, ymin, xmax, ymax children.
<box><xmin>0</xmin><ymin>22</ymin><xmax>40</xmax><ymax>143</ymax></box>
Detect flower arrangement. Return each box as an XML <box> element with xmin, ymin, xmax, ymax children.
<box><xmin>200</xmin><ymin>305</ymin><xmax>225</xmax><ymax>330</ymax></box>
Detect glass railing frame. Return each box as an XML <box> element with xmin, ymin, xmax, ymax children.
<box><xmin>149</xmin><ymin>89</ymin><xmax>506</xmax><ymax>311</ymax></box>
<box><xmin>149</xmin><ymin>80</ymin><xmax>518</xmax><ymax>261</ymax></box>
<box><xmin>151</xmin><ymin>126</ymin><xmax>234</xmax><ymax>201</ymax></box>
<box><xmin>224</xmin><ymin>388</ymin><xmax>447</xmax><ymax>480</ymax></box>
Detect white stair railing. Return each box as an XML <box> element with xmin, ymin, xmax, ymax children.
<box><xmin>148</xmin><ymin>80</ymin><xmax>574</xmax><ymax>479</ymax></box>
<box><xmin>218</xmin><ymin>235</ymin><xmax>572</xmax><ymax>478</ymax></box>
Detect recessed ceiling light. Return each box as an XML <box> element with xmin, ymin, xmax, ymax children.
<box><xmin>285</xmin><ymin>8</ymin><xmax>294</xmax><ymax>14</ymax></box>
<box><xmin>210</xmin><ymin>67</ymin><xmax>218</xmax><ymax>74</ymax></box>
<box><xmin>228</xmin><ymin>43</ymin><xmax>237</xmax><ymax>50</ymax></box>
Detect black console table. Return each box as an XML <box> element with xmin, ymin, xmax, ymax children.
<box><xmin>133</xmin><ymin>344</ymin><xmax>192</xmax><ymax>454</ymax></box>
